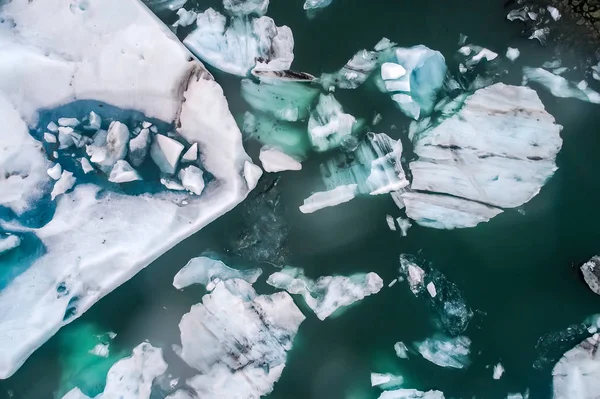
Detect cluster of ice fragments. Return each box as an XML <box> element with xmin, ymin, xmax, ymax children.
<box><xmin>0</xmin><ymin>0</ymin><xmax>259</xmax><ymax>379</ymax></box>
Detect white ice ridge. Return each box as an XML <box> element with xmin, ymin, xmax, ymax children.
<box><xmin>0</xmin><ymin>0</ymin><xmax>257</xmax><ymax>378</ymax></box>
<box><xmin>552</xmin><ymin>334</ymin><xmax>600</xmax><ymax>399</ymax></box>
<box><xmin>175</xmin><ymin>279</ymin><xmax>305</xmax><ymax>398</ymax></box>
<box><xmin>402</xmin><ymin>83</ymin><xmax>562</xmax><ymax>229</ymax></box>
<box><xmin>523</xmin><ymin>67</ymin><xmax>600</xmax><ymax>104</ymax></box>
<box><xmin>414</xmin><ymin>335</ymin><xmax>471</xmax><ymax>369</ymax></box>
<box><xmin>378</xmin><ymin>389</ymin><xmax>445</xmax><ymax>399</ymax></box>
<box><xmin>173</xmin><ymin>256</ymin><xmax>262</xmax><ymax>290</ymax></box>
<box><xmin>259</xmin><ymin>147</ymin><xmax>303</xmax><ymax>172</ymax></box>
<box><xmin>266</xmin><ymin>267</ymin><xmax>383</xmax><ymax>320</ymax></box>
<box><xmin>183</xmin><ymin>8</ymin><xmax>294</xmax><ymax>77</ymax></box>
<box><xmin>61</xmin><ymin>343</ymin><xmax>167</xmax><ymax>399</ymax></box>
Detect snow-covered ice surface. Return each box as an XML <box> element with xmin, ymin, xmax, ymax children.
<box><xmin>552</xmin><ymin>334</ymin><xmax>600</xmax><ymax>399</ymax></box>
<box><xmin>403</xmin><ymin>83</ymin><xmax>562</xmax><ymax>229</ymax></box>
<box><xmin>267</xmin><ymin>267</ymin><xmax>383</xmax><ymax>320</ymax></box>
<box><xmin>414</xmin><ymin>335</ymin><xmax>471</xmax><ymax>369</ymax></box>
<box><xmin>175</xmin><ymin>279</ymin><xmax>305</xmax><ymax>398</ymax></box>
<box><xmin>0</xmin><ymin>0</ymin><xmax>257</xmax><ymax>378</ymax></box>
<box><xmin>173</xmin><ymin>256</ymin><xmax>262</xmax><ymax>290</ymax></box>
<box><xmin>61</xmin><ymin>343</ymin><xmax>167</xmax><ymax>399</ymax></box>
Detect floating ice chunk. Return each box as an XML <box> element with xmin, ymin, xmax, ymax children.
<box><xmin>83</xmin><ymin>111</ymin><xmax>101</xmax><ymax>131</ymax></box>
<box><xmin>493</xmin><ymin>362</ymin><xmax>505</xmax><ymax>380</ymax></box>
<box><xmin>241</xmin><ymin>78</ymin><xmax>319</xmax><ymax>122</ymax></box>
<box><xmin>308</xmin><ymin>93</ymin><xmax>362</xmax><ymax>152</ymax></box>
<box><xmin>506</xmin><ymin>47</ymin><xmax>520</xmax><ymax>61</ymax></box>
<box><xmin>260</xmin><ymin>147</ymin><xmax>302</xmax><ymax>172</ymax></box>
<box><xmin>459</xmin><ymin>45</ymin><xmax>498</xmax><ymax>68</ymax></box>
<box><xmin>244</xmin><ymin>160</ymin><xmax>263</xmax><ymax>190</ymax></box>
<box><xmin>58</xmin><ymin>117</ymin><xmax>80</xmax><ymax>128</ymax></box>
<box><xmin>580</xmin><ymin>256</ymin><xmax>600</xmax><ymax>295</ymax></box>
<box><xmin>184</xmin><ymin>8</ymin><xmax>293</xmax><ymax>76</ymax></box>
<box><xmin>381</xmin><ymin>62</ymin><xmax>407</xmax><ymax>80</ymax></box>
<box><xmin>321</xmin><ymin>48</ymin><xmax>383</xmax><ymax>90</ymax></box>
<box><xmin>47</xmin><ymin>164</ymin><xmax>63</xmax><ymax>180</ymax></box>
<box><xmin>426</xmin><ymin>282</ymin><xmax>437</xmax><ymax>298</ymax></box>
<box><xmin>108</xmin><ymin>160</ymin><xmax>142</xmax><ymax>184</ymax></box>
<box><xmin>178</xmin><ymin>165</ymin><xmax>205</xmax><ymax>195</ymax></box>
<box><xmin>80</xmin><ymin>158</ymin><xmax>94</xmax><ymax>174</ymax></box>
<box><xmin>523</xmin><ymin>67</ymin><xmax>600</xmax><ymax>104</ymax></box>
<box><xmin>379</xmin><ymin>389</ymin><xmax>445</xmax><ymax>399</ymax></box>
<box><xmin>371</xmin><ymin>373</ymin><xmax>404</xmax><ymax>388</ymax></box>
<box><xmin>172</xmin><ymin>8</ymin><xmax>197</xmax><ymax>28</ymax></box>
<box><xmin>267</xmin><ymin>267</ymin><xmax>383</xmax><ymax>320</ymax></box>
<box><xmin>304</xmin><ymin>0</ymin><xmax>333</xmax><ymax>10</ymax></box>
<box><xmin>386</xmin><ymin>215</ymin><xmax>397</xmax><ymax>231</ymax></box>
<box><xmin>44</xmin><ymin>132</ymin><xmax>58</xmax><ymax>143</ymax></box>
<box><xmin>396</xmin><ymin>217</ymin><xmax>412</xmax><ymax>237</ymax></box>
<box><xmin>529</xmin><ymin>28</ymin><xmax>549</xmax><ymax>45</ymax></box>
<box><xmin>394</xmin><ymin>342</ymin><xmax>409</xmax><ymax>359</ymax></box>
<box><xmin>0</xmin><ymin>235</ymin><xmax>21</xmax><ymax>255</ymax></box>
<box><xmin>552</xmin><ymin>334</ymin><xmax>600</xmax><ymax>399</ymax></box>
<box><xmin>128</xmin><ymin>128</ymin><xmax>151</xmax><ymax>167</ymax></box>
<box><xmin>89</xmin><ymin>122</ymin><xmax>130</xmax><ymax>173</ymax></box>
<box><xmin>51</xmin><ymin>171</ymin><xmax>76</xmax><ymax>200</ymax></box>
<box><xmin>299</xmin><ymin>184</ymin><xmax>358</xmax><ymax>214</ymax></box>
<box><xmin>181</xmin><ymin>143</ymin><xmax>198</xmax><ymax>163</ymax></box>
<box><xmin>89</xmin><ymin>344</ymin><xmax>110</xmax><ymax>358</ymax></box>
<box><xmin>150</xmin><ymin>134</ymin><xmax>184</xmax><ymax>175</ymax></box>
<box><xmin>415</xmin><ymin>335</ymin><xmax>471</xmax><ymax>369</ymax></box>
<box><xmin>176</xmin><ymin>279</ymin><xmax>304</xmax><ymax>398</ymax></box>
<box><xmin>223</xmin><ymin>0</ymin><xmax>269</xmax><ymax>16</ymax></box>
<box><xmin>547</xmin><ymin>6</ymin><xmax>561</xmax><ymax>20</ymax></box>
<box><xmin>47</xmin><ymin>121</ymin><xmax>59</xmax><ymax>133</ymax></box>
<box><xmin>173</xmin><ymin>256</ymin><xmax>262</xmax><ymax>290</ymax></box>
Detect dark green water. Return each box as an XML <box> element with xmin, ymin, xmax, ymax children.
<box><xmin>2</xmin><ymin>0</ymin><xmax>600</xmax><ymax>398</ymax></box>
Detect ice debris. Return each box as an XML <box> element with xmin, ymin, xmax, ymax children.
<box><xmin>308</xmin><ymin>93</ymin><xmax>363</xmax><ymax>152</ymax></box>
<box><xmin>397</xmin><ymin>217</ymin><xmax>412</xmax><ymax>237</ymax></box>
<box><xmin>108</xmin><ymin>160</ymin><xmax>141</xmax><ymax>184</ymax></box>
<box><xmin>300</xmin><ymin>184</ymin><xmax>358</xmax><ymax>214</ymax></box>
<box><xmin>0</xmin><ymin>235</ymin><xmax>21</xmax><ymax>255</ymax></box>
<box><xmin>378</xmin><ymin>388</ymin><xmax>445</xmax><ymax>399</ymax></box>
<box><xmin>51</xmin><ymin>171</ymin><xmax>76</xmax><ymax>200</ymax></box>
<box><xmin>493</xmin><ymin>362</ymin><xmax>505</xmax><ymax>380</ymax></box>
<box><xmin>523</xmin><ymin>67</ymin><xmax>600</xmax><ymax>104</ymax></box>
<box><xmin>371</xmin><ymin>372</ymin><xmax>404</xmax><ymax>389</ymax></box>
<box><xmin>260</xmin><ymin>147</ymin><xmax>302</xmax><ymax>172</ymax></box>
<box><xmin>183</xmin><ymin>8</ymin><xmax>293</xmax><ymax>76</ymax></box>
<box><xmin>415</xmin><ymin>335</ymin><xmax>471</xmax><ymax>369</ymax></box>
<box><xmin>142</xmin><ymin>0</ymin><xmax>188</xmax><ymax>12</ymax></box>
<box><xmin>552</xmin><ymin>334</ymin><xmax>600</xmax><ymax>399</ymax></box>
<box><xmin>62</xmin><ymin>343</ymin><xmax>167</xmax><ymax>399</ymax></box>
<box><xmin>506</xmin><ymin>47</ymin><xmax>520</xmax><ymax>62</ymax></box>
<box><xmin>175</xmin><ymin>279</ymin><xmax>304</xmax><ymax>398</ymax></box>
<box><xmin>150</xmin><ymin>134</ymin><xmax>185</xmax><ymax>175</ymax></box>
<box><xmin>580</xmin><ymin>256</ymin><xmax>600</xmax><ymax>295</ymax></box>
<box><xmin>173</xmin><ymin>256</ymin><xmax>262</xmax><ymax>290</ymax></box>
<box><xmin>172</xmin><ymin>8</ymin><xmax>197</xmax><ymax>28</ymax></box>
<box><xmin>394</xmin><ymin>342</ymin><xmax>409</xmax><ymax>359</ymax></box>
<box><xmin>84</xmin><ymin>112</ymin><xmax>102</xmax><ymax>131</ymax></box>
<box><xmin>223</xmin><ymin>0</ymin><xmax>270</xmax><ymax>16</ymax></box>
<box><xmin>267</xmin><ymin>267</ymin><xmax>383</xmax><ymax>320</ymax></box>
<box><xmin>403</xmin><ymin>83</ymin><xmax>562</xmax><ymax>229</ymax></box>
<box><xmin>181</xmin><ymin>143</ymin><xmax>198</xmax><ymax>163</ymax></box>
<box><xmin>178</xmin><ymin>165</ymin><xmax>205</xmax><ymax>195</ymax></box>
<box><xmin>80</xmin><ymin>158</ymin><xmax>94</xmax><ymax>174</ymax></box>
<box><xmin>244</xmin><ymin>160</ymin><xmax>263</xmax><ymax>190</ymax></box>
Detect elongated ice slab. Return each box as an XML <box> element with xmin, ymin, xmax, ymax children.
<box><xmin>379</xmin><ymin>389</ymin><xmax>445</xmax><ymax>399</ymax></box>
<box><xmin>108</xmin><ymin>160</ymin><xmax>141</xmax><ymax>184</ymax></box>
<box><xmin>523</xmin><ymin>67</ymin><xmax>600</xmax><ymax>104</ymax></box>
<box><xmin>552</xmin><ymin>334</ymin><xmax>600</xmax><ymax>399</ymax></box>
<box><xmin>260</xmin><ymin>147</ymin><xmax>303</xmax><ymax>172</ymax></box>
<box><xmin>414</xmin><ymin>335</ymin><xmax>471</xmax><ymax>369</ymax></box>
<box><xmin>267</xmin><ymin>267</ymin><xmax>383</xmax><ymax>320</ymax></box>
<box><xmin>176</xmin><ymin>279</ymin><xmax>304</xmax><ymax>398</ymax></box>
<box><xmin>0</xmin><ymin>0</ymin><xmax>257</xmax><ymax>379</ymax></box>
<box><xmin>173</xmin><ymin>256</ymin><xmax>262</xmax><ymax>290</ymax></box>
<box><xmin>581</xmin><ymin>256</ymin><xmax>600</xmax><ymax>295</ymax></box>
<box><xmin>300</xmin><ymin>184</ymin><xmax>358</xmax><ymax>214</ymax></box>
<box><xmin>183</xmin><ymin>8</ymin><xmax>294</xmax><ymax>76</ymax></box>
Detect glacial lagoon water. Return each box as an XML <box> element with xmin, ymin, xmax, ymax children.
<box><xmin>2</xmin><ymin>0</ymin><xmax>600</xmax><ymax>398</ymax></box>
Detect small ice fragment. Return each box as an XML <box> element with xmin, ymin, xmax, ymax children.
<box><xmin>181</xmin><ymin>143</ymin><xmax>198</xmax><ymax>163</ymax></box>
<box><xmin>506</xmin><ymin>47</ymin><xmax>520</xmax><ymax>61</ymax></box>
<box><xmin>458</xmin><ymin>34</ymin><xmax>468</xmax><ymax>45</ymax></box>
<box><xmin>84</xmin><ymin>111</ymin><xmax>102</xmax><ymax>131</ymax></box>
<box><xmin>304</xmin><ymin>0</ymin><xmax>333</xmax><ymax>11</ymax></box>
<box><xmin>458</xmin><ymin>46</ymin><xmax>472</xmax><ymax>56</ymax></box>
<box><xmin>381</xmin><ymin>62</ymin><xmax>407</xmax><ymax>80</ymax></box>
<box><xmin>58</xmin><ymin>117</ymin><xmax>80</xmax><ymax>128</ymax></box>
<box><xmin>51</xmin><ymin>171</ymin><xmax>76</xmax><ymax>200</ymax></box>
<box><xmin>426</xmin><ymin>282</ymin><xmax>437</xmax><ymax>298</ymax></box>
<box><xmin>374</xmin><ymin>37</ymin><xmax>394</xmax><ymax>51</ymax></box>
<box><xmin>80</xmin><ymin>158</ymin><xmax>94</xmax><ymax>174</ymax></box>
<box><xmin>109</xmin><ymin>160</ymin><xmax>142</xmax><ymax>184</ymax></box>
<box><xmin>259</xmin><ymin>147</ymin><xmax>302</xmax><ymax>172</ymax></box>
<box><xmin>414</xmin><ymin>335</ymin><xmax>471</xmax><ymax>369</ymax></box>
<box><xmin>142</xmin><ymin>121</ymin><xmax>152</xmax><ymax>129</ymax></box>
<box><xmin>47</xmin><ymin>121</ymin><xmax>59</xmax><ymax>133</ymax></box>
<box><xmin>0</xmin><ymin>235</ymin><xmax>21</xmax><ymax>255</ymax></box>
<box><xmin>178</xmin><ymin>165</ymin><xmax>205</xmax><ymax>195</ymax></box>
<box><xmin>371</xmin><ymin>373</ymin><xmax>404</xmax><ymax>388</ymax></box>
<box><xmin>160</xmin><ymin>177</ymin><xmax>185</xmax><ymax>191</ymax></box>
<box><xmin>172</xmin><ymin>8</ymin><xmax>197</xmax><ymax>28</ymax></box>
<box><xmin>299</xmin><ymin>184</ymin><xmax>358</xmax><ymax>214</ymax></box>
<box><xmin>553</xmin><ymin>67</ymin><xmax>568</xmax><ymax>75</ymax></box>
<box><xmin>89</xmin><ymin>344</ymin><xmax>110</xmax><ymax>358</ymax></box>
<box><xmin>173</xmin><ymin>256</ymin><xmax>262</xmax><ymax>290</ymax></box>
<box><xmin>386</xmin><ymin>215</ymin><xmax>397</xmax><ymax>231</ymax></box>
<box><xmin>527</xmin><ymin>11</ymin><xmax>537</xmax><ymax>20</ymax></box>
<box><xmin>44</xmin><ymin>133</ymin><xmax>57</xmax><ymax>143</ymax></box>
<box><xmin>394</xmin><ymin>342</ymin><xmax>409</xmax><ymax>359</ymax></box>
<box><xmin>459</xmin><ymin>63</ymin><xmax>467</xmax><ymax>73</ymax></box>
<box><xmin>47</xmin><ymin>163</ymin><xmax>63</xmax><ymax>180</ymax></box>
<box><xmin>243</xmin><ymin>161</ymin><xmax>263</xmax><ymax>190</ymax></box>
<box><xmin>547</xmin><ymin>6</ymin><xmax>560</xmax><ymax>20</ymax></box>
<box><xmin>523</xmin><ymin>67</ymin><xmax>600</xmax><ymax>104</ymax></box>
<box><xmin>372</xmin><ymin>113</ymin><xmax>382</xmax><ymax>125</ymax></box>
<box><xmin>529</xmin><ymin>28</ymin><xmax>549</xmax><ymax>45</ymax></box>
<box><xmin>396</xmin><ymin>217</ymin><xmax>412</xmax><ymax>237</ymax></box>
<box><xmin>388</xmin><ymin>279</ymin><xmax>398</xmax><ymax>288</ymax></box>
<box><xmin>493</xmin><ymin>362</ymin><xmax>504</xmax><ymax>379</ymax></box>
<box><xmin>150</xmin><ymin>134</ymin><xmax>184</xmax><ymax>175</ymax></box>
<box><xmin>58</xmin><ymin>127</ymin><xmax>76</xmax><ymax>149</ymax></box>
<box><xmin>128</xmin><ymin>128</ymin><xmax>151</xmax><ymax>167</ymax></box>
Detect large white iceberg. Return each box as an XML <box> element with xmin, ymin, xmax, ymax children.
<box><xmin>0</xmin><ymin>0</ymin><xmax>257</xmax><ymax>378</ymax></box>
<box><xmin>552</xmin><ymin>334</ymin><xmax>600</xmax><ymax>399</ymax></box>
<box><xmin>175</xmin><ymin>279</ymin><xmax>305</xmax><ymax>398</ymax></box>
<box><xmin>266</xmin><ymin>267</ymin><xmax>383</xmax><ymax>320</ymax></box>
<box><xmin>401</xmin><ymin>83</ymin><xmax>562</xmax><ymax>229</ymax></box>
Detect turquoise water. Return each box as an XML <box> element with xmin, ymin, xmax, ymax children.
<box><xmin>2</xmin><ymin>0</ymin><xmax>600</xmax><ymax>398</ymax></box>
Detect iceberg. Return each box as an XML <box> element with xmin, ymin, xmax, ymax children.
<box><xmin>128</xmin><ymin>128</ymin><xmax>151</xmax><ymax>167</ymax></box>
<box><xmin>371</xmin><ymin>372</ymin><xmax>404</xmax><ymax>389</ymax></box>
<box><xmin>402</xmin><ymin>83</ymin><xmax>562</xmax><ymax>229</ymax></box>
<box><xmin>506</xmin><ymin>47</ymin><xmax>520</xmax><ymax>61</ymax></box>
<box><xmin>581</xmin><ymin>256</ymin><xmax>600</xmax><ymax>295</ymax></box>
<box><xmin>108</xmin><ymin>160</ymin><xmax>141</xmax><ymax>184</ymax></box>
<box><xmin>493</xmin><ymin>363</ymin><xmax>505</xmax><ymax>380</ymax></box>
<box><xmin>142</xmin><ymin>0</ymin><xmax>188</xmax><ymax>12</ymax></box>
<box><xmin>51</xmin><ymin>171</ymin><xmax>77</xmax><ymax>200</ymax></box>
<box><xmin>266</xmin><ymin>267</ymin><xmax>383</xmax><ymax>320</ymax></box>
<box><xmin>178</xmin><ymin>165</ymin><xmax>205</xmax><ymax>195</ymax></box>
<box><xmin>175</xmin><ymin>279</ymin><xmax>305</xmax><ymax>398</ymax></box>
<box><xmin>308</xmin><ymin>93</ymin><xmax>364</xmax><ymax>152</ymax></box>
<box><xmin>183</xmin><ymin>8</ymin><xmax>294</xmax><ymax>77</ymax></box>
<box><xmin>88</xmin><ymin>121</ymin><xmax>130</xmax><ymax>173</ymax></box>
<box><xmin>414</xmin><ymin>335</ymin><xmax>471</xmax><ymax>369</ymax></box>
<box><xmin>378</xmin><ymin>389</ymin><xmax>445</xmax><ymax>399</ymax></box>
<box><xmin>223</xmin><ymin>0</ymin><xmax>270</xmax><ymax>16</ymax></box>
<box><xmin>172</xmin><ymin>8</ymin><xmax>197</xmax><ymax>29</ymax></box>
<box><xmin>552</xmin><ymin>334</ymin><xmax>600</xmax><ymax>399</ymax></box>
<box><xmin>300</xmin><ymin>184</ymin><xmax>358</xmax><ymax>214</ymax></box>
<box><xmin>150</xmin><ymin>134</ymin><xmax>184</xmax><ymax>175</ymax></box>
<box><xmin>61</xmin><ymin>343</ymin><xmax>167</xmax><ymax>399</ymax></box>
<box><xmin>181</xmin><ymin>143</ymin><xmax>198</xmax><ymax>163</ymax></box>
<box><xmin>259</xmin><ymin>147</ymin><xmax>303</xmax><ymax>172</ymax></box>
<box><xmin>0</xmin><ymin>0</ymin><xmax>258</xmax><ymax>379</ymax></box>
<box><xmin>173</xmin><ymin>256</ymin><xmax>262</xmax><ymax>290</ymax></box>
<box><xmin>523</xmin><ymin>67</ymin><xmax>600</xmax><ymax>104</ymax></box>
<box><xmin>304</xmin><ymin>0</ymin><xmax>333</xmax><ymax>11</ymax></box>
<box><xmin>47</xmin><ymin>163</ymin><xmax>63</xmax><ymax>181</ymax></box>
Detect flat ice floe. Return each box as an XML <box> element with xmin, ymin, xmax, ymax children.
<box><xmin>552</xmin><ymin>334</ymin><xmax>600</xmax><ymax>399</ymax></box>
<box><xmin>266</xmin><ymin>267</ymin><xmax>383</xmax><ymax>320</ymax></box>
<box><xmin>175</xmin><ymin>279</ymin><xmax>305</xmax><ymax>398</ymax></box>
<box><xmin>173</xmin><ymin>256</ymin><xmax>262</xmax><ymax>290</ymax></box>
<box><xmin>401</xmin><ymin>83</ymin><xmax>562</xmax><ymax>229</ymax></box>
<box><xmin>0</xmin><ymin>0</ymin><xmax>257</xmax><ymax>378</ymax></box>
<box><xmin>414</xmin><ymin>335</ymin><xmax>471</xmax><ymax>369</ymax></box>
<box><xmin>378</xmin><ymin>388</ymin><xmax>445</xmax><ymax>399</ymax></box>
